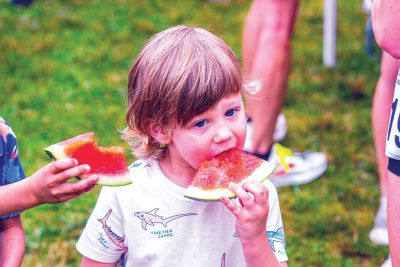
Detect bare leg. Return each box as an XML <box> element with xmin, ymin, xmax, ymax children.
<box><xmin>372</xmin><ymin>51</ymin><xmax>400</xmax><ymax>198</ymax></box>
<box><xmin>388</xmin><ymin>171</ymin><xmax>400</xmax><ymax>267</ymax></box>
<box><xmin>242</xmin><ymin>0</ymin><xmax>299</xmax><ymax>154</ymax></box>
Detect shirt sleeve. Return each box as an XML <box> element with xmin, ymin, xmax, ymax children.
<box><xmin>0</xmin><ymin>119</ymin><xmax>26</xmax><ymax>220</ymax></box>
<box><xmin>76</xmin><ymin>187</ymin><xmax>127</xmax><ymax>264</ymax></box>
<box><xmin>265</xmin><ymin>181</ymin><xmax>288</xmax><ymax>262</ymax></box>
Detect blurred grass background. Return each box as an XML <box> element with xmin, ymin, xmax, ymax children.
<box><xmin>0</xmin><ymin>0</ymin><xmax>387</xmax><ymax>266</ymax></box>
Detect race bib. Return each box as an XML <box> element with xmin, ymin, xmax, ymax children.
<box><xmin>386</xmin><ymin>69</ymin><xmax>400</xmax><ymax>160</ymax></box>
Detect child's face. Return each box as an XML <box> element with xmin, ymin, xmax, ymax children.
<box><xmin>167</xmin><ymin>92</ymin><xmax>247</xmax><ymax>169</ymax></box>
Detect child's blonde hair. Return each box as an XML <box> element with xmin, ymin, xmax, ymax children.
<box><xmin>122</xmin><ymin>25</ymin><xmax>243</xmax><ymax>159</ymax></box>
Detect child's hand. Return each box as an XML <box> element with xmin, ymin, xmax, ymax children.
<box><xmin>220</xmin><ymin>181</ymin><xmax>269</xmax><ymax>243</ymax></box>
<box><xmin>27</xmin><ymin>158</ymin><xmax>99</xmax><ymax>205</ymax></box>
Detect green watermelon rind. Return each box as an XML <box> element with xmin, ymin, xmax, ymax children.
<box><xmin>184</xmin><ymin>160</ymin><xmax>276</xmax><ymax>201</ymax></box>
<box><xmin>44</xmin><ymin>138</ymin><xmax>132</xmax><ymax>187</ymax></box>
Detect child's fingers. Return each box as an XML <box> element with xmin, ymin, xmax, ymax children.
<box><xmin>77</xmin><ymin>175</ymin><xmax>99</xmax><ymax>188</ymax></box>
<box><xmin>54</xmin><ymin>190</ymin><xmax>88</xmax><ymax>203</ymax></box>
<box><xmin>53</xmin><ymin>164</ymin><xmax>92</xmax><ymax>183</ymax></box>
<box><xmin>67</xmin><ymin>175</ymin><xmax>98</xmax><ymax>193</ymax></box>
<box><xmin>241</xmin><ymin>182</ymin><xmax>269</xmax><ymax>204</ymax></box>
<box><xmin>54</xmin><ymin>175</ymin><xmax>98</xmax><ymax>196</ymax></box>
<box><xmin>48</xmin><ymin>158</ymin><xmax>78</xmax><ymax>174</ymax></box>
<box><xmin>220</xmin><ymin>196</ymin><xmax>241</xmax><ymax>216</ymax></box>
<box><xmin>229</xmin><ymin>182</ymin><xmax>254</xmax><ymax>207</ymax></box>
<box><xmin>84</xmin><ymin>184</ymin><xmax>96</xmax><ymax>192</ymax></box>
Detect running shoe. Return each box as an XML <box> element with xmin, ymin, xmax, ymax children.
<box><xmin>268</xmin><ymin>143</ymin><xmax>328</xmax><ymax>187</ymax></box>
<box><xmin>381</xmin><ymin>255</ymin><xmax>392</xmax><ymax>267</ymax></box>
<box><xmin>370</xmin><ymin>197</ymin><xmax>389</xmax><ymax>246</ymax></box>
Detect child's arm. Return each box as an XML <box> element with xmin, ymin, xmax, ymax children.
<box><xmin>0</xmin><ymin>215</ymin><xmax>25</xmax><ymax>267</ymax></box>
<box><xmin>0</xmin><ymin>158</ymin><xmax>98</xmax><ymax>216</ymax></box>
<box><xmin>221</xmin><ymin>182</ymin><xmax>287</xmax><ymax>267</ymax></box>
<box><xmin>80</xmin><ymin>256</ymin><xmax>117</xmax><ymax>266</ymax></box>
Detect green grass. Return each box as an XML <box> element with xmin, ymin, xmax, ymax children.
<box><xmin>0</xmin><ymin>0</ymin><xmax>388</xmax><ymax>266</ymax></box>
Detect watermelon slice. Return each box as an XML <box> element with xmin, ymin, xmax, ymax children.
<box><xmin>184</xmin><ymin>149</ymin><xmax>276</xmax><ymax>201</ymax></box>
<box><xmin>44</xmin><ymin>132</ymin><xmax>131</xmax><ymax>186</ymax></box>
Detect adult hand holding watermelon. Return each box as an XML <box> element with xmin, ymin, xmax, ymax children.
<box><xmin>44</xmin><ymin>133</ymin><xmax>131</xmax><ymax>187</ymax></box>
<box><xmin>184</xmin><ymin>148</ymin><xmax>276</xmax><ymax>201</ymax></box>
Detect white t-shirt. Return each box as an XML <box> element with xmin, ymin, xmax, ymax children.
<box><xmin>77</xmin><ymin>158</ymin><xmax>288</xmax><ymax>266</ymax></box>
<box><xmin>386</xmin><ymin>69</ymin><xmax>400</xmax><ymax>160</ymax></box>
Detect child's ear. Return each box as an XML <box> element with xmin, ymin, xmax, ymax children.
<box><xmin>148</xmin><ymin>121</ymin><xmax>172</xmax><ymax>145</ymax></box>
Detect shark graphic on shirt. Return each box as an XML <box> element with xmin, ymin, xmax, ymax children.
<box><xmin>98</xmin><ymin>209</ymin><xmax>126</xmax><ymax>251</ymax></box>
<box><xmin>134</xmin><ymin>208</ymin><xmax>197</xmax><ymax>230</ymax></box>
<box><xmin>233</xmin><ymin>227</ymin><xmax>285</xmax><ymax>252</ymax></box>
<box><xmin>266</xmin><ymin>227</ymin><xmax>286</xmax><ymax>252</ymax></box>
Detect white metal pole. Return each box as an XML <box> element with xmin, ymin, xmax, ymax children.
<box><xmin>323</xmin><ymin>0</ymin><xmax>337</xmax><ymax>67</ymax></box>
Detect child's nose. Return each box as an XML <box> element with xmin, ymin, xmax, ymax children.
<box><xmin>213</xmin><ymin>126</ymin><xmax>233</xmax><ymax>143</ymax></box>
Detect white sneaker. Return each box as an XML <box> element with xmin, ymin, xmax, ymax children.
<box><xmin>268</xmin><ymin>144</ymin><xmax>328</xmax><ymax>187</ymax></box>
<box><xmin>273</xmin><ymin>114</ymin><xmax>287</xmax><ymax>143</ymax></box>
<box><xmin>244</xmin><ymin>113</ymin><xmax>287</xmax><ymax>151</ymax></box>
<box><xmin>381</xmin><ymin>255</ymin><xmax>392</xmax><ymax>267</ymax></box>
<box><xmin>362</xmin><ymin>0</ymin><xmax>372</xmax><ymax>14</ymax></box>
<box><xmin>370</xmin><ymin>197</ymin><xmax>389</xmax><ymax>246</ymax></box>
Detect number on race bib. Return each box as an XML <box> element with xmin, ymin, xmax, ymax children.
<box><xmin>386</xmin><ymin>70</ymin><xmax>400</xmax><ymax>160</ymax></box>
<box><xmin>388</xmin><ymin>98</ymin><xmax>398</xmax><ymax>142</ymax></box>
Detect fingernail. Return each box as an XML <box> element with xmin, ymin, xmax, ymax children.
<box><xmin>228</xmin><ymin>182</ymin><xmax>235</xmax><ymax>188</ymax></box>
<box><xmin>72</xmin><ymin>158</ymin><xmax>78</xmax><ymax>165</ymax></box>
<box><xmin>84</xmin><ymin>165</ymin><xmax>91</xmax><ymax>172</ymax></box>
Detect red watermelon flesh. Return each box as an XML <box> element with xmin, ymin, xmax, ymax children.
<box><xmin>44</xmin><ymin>133</ymin><xmax>131</xmax><ymax>186</ymax></box>
<box><xmin>185</xmin><ymin>148</ymin><xmax>276</xmax><ymax>201</ymax></box>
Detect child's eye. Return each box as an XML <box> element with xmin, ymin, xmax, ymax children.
<box><xmin>225</xmin><ymin>108</ymin><xmax>237</xmax><ymax>117</ymax></box>
<box><xmin>194</xmin><ymin>120</ymin><xmax>207</xmax><ymax>128</ymax></box>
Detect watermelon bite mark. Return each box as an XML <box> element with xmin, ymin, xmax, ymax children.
<box><xmin>185</xmin><ymin>149</ymin><xmax>276</xmax><ymax>201</ymax></box>
<box><xmin>44</xmin><ymin>132</ymin><xmax>131</xmax><ymax>187</ymax></box>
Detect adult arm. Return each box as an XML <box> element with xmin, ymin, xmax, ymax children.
<box><xmin>372</xmin><ymin>0</ymin><xmax>400</xmax><ymax>58</ymax></box>
<box><xmin>0</xmin><ymin>216</ymin><xmax>25</xmax><ymax>267</ymax></box>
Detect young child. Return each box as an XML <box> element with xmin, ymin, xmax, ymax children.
<box><xmin>0</xmin><ymin>116</ymin><xmax>98</xmax><ymax>266</ymax></box>
<box><xmin>76</xmin><ymin>25</ymin><xmax>288</xmax><ymax>267</ymax></box>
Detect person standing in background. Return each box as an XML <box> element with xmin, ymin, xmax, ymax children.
<box><xmin>372</xmin><ymin>0</ymin><xmax>400</xmax><ymax>266</ymax></box>
<box><xmin>242</xmin><ymin>0</ymin><xmax>328</xmax><ymax>187</ymax></box>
